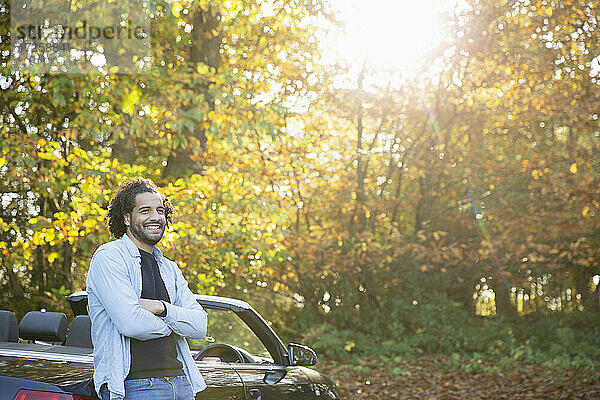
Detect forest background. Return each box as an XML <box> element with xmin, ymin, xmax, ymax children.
<box><xmin>1</xmin><ymin>0</ymin><xmax>600</xmax><ymax>394</ymax></box>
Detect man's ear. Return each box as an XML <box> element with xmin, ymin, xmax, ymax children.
<box><xmin>123</xmin><ymin>213</ymin><xmax>130</xmax><ymax>227</ymax></box>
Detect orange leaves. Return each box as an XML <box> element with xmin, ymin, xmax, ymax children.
<box><xmin>449</xmin><ymin>247</ymin><xmax>462</xmax><ymax>259</ymax></box>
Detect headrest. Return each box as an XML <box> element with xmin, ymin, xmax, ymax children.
<box><xmin>66</xmin><ymin>291</ymin><xmax>89</xmax><ymax>316</ymax></box>
<box><xmin>19</xmin><ymin>311</ymin><xmax>67</xmax><ymax>343</ymax></box>
<box><xmin>0</xmin><ymin>310</ymin><xmax>19</xmax><ymax>342</ymax></box>
<box><xmin>65</xmin><ymin>315</ymin><xmax>92</xmax><ymax>348</ymax></box>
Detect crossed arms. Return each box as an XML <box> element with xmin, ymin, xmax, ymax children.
<box><xmin>87</xmin><ymin>249</ymin><xmax>207</xmax><ymax>341</ymax></box>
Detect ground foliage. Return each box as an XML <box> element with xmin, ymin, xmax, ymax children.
<box><xmin>320</xmin><ymin>355</ymin><xmax>600</xmax><ymax>400</ymax></box>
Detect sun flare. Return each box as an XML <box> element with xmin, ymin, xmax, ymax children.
<box><xmin>328</xmin><ymin>0</ymin><xmax>448</xmax><ymax>74</ymax></box>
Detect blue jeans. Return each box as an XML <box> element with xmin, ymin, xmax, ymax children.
<box><xmin>100</xmin><ymin>376</ymin><xmax>194</xmax><ymax>400</ymax></box>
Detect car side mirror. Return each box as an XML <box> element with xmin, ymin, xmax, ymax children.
<box><xmin>287</xmin><ymin>343</ymin><xmax>317</xmax><ymax>366</ymax></box>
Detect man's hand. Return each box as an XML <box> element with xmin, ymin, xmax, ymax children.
<box><xmin>139</xmin><ymin>298</ymin><xmax>166</xmax><ymax>315</ymax></box>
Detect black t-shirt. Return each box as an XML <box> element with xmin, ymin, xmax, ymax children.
<box><xmin>126</xmin><ymin>249</ymin><xmax>184</xmax><ymax>379</ymax></box>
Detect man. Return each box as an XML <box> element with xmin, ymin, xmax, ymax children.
<box><xmin>86</xmin><ymin>178</ymin><xmax>207</xmax><ymax>400</ymax></box>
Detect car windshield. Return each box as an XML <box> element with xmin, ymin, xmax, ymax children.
<box><xmin>187</xmin><ymin>308</ymin><xmax>272</xmax><ymax>361</ymax></box>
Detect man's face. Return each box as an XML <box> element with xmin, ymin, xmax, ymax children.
<box><xmin>124</xmin><ymin>191</ymin><xmax>166</xmax><ymax>246</ymax></box>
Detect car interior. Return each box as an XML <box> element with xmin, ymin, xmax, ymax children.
<box><xmin>0</xmin><ymin>309</ymin><xmax>93</xmax><ymax>355</ymax></box>
<box><xmin>0</xmin><ymin>307</ymin><xmax>273</xmax><ymax>364</ymax></box>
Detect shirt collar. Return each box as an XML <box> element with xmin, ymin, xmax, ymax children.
<box><xmin>120</xmin><ymin>233</ymin><xmax>164</xmax><ymax>261</ymax></box>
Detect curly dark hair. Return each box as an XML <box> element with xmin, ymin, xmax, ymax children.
<box><xmin>107</xmin><ymin>177</ymin><xmax>174</xmax><ymax>238</ymax></box>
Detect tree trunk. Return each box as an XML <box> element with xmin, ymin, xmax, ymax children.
<box><xmin>1</xmin><ymin>256</ymin><xmax>26</xmax><ymax>308</ymax></box>
<box><xmin>594</xmin><ymin>279</ymin><xmax>600</xmax><ymax>312</ymax></box>
<box><xmin>414</xmin><ymin>177</ymin><xmax>425</xmax><ymax>233</ymax></box>
<box><xmin>61</xmin><ymin>242</ymin><xmax>73</xmax><ymax>291</ymax></box>
<box><xmin>573</xmin><ymin>266</ymin><xmax>587</xmax><ymax>311</ymax></box>
<box><xmin>162</xmin><ymin>5</ymin><xmax>221</xmax><ymax>178</ymax></box>
<box><xmin>349</xmin><ymin>63</ymin><xmax>366</xmax><ymax>238</ymax></box>
<box><xmin>494</xmin><ymin>280</ymin><xmax>515</xmax><ymax>318</ymax></box>
<box><xmin>111</xmin><ymin>130</ymin><xmax>136</xmax><ymax>165</ymax></box>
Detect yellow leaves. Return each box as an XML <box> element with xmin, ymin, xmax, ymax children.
<box><xmin>531</xmin><ymin>169</ymin><xmax>539</xmax><ymax>180</ymax></box>
<box><xmin>122</xmin><ymin>86</ymin><xmax>141</xmax><ymax>116</ymax></box>
<box><xmin>344</xmin><ymin>341</ymin><xmax>355</xmax><ymax>352</ymax></box>
<box><xmin>569</xmin><ymin>163</ymin><xmax>577</xmax><ymax>174</ymax></box>
<box><xmin>420</xmin><ymin>265</ymin><xmax>428</xmax><ymax>272</ymax></box>
<box><xmin>83</xmin><ymin>219</ymin><xmax>97</xmax><ymax>230</ymax></box>
<box><xmin>31</xmin><ymin>232</ymin><xmax>44</xmax><ymax>246</ymax></box>
<box><xmin>44</xmin><ymin>230</ymin><xmax>56</xmax><ymax>243</ymax></box>
<box><xmin>48</xmin><ymin>252</ymin><xmax>59</xmax><ymax>263</ymax></box>
<box><xmin>38</xmin><ymin>151</ymin><xmax>56</xmax><ymax>160</ymax></box>
<box><xmin>582</xmin><ymin>206</ymin><xmax>590</xmax><ymax>217</ymax></box>
<box><xmin>196</xmin><ymin>62</ymin><xmax>210</xmax><ymax>75</ymax></box>
<box><xmin>432</xmin><ymin>231</ymin><xmax>446</xmax><ymax>241</ymax></box>
<box><xmin>171</xmin><ymin>2</ymin><xmax>182</xmax><ymax>18</ymax></box>
<box><xmin>53</xmin><ymin>212</ymin><xmax>68</xmax><ymax>220</ymax></box>
<box><xmin>0</xmin><ymin>156</ymin><xmax>5</xmax><ymax>167</ymax></box>
<box><xmin>282</xmin><ymin>271</ymin><xmax>296</xmax><ymax>281</ymax></box>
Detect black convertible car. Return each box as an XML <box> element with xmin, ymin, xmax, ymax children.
<box><xmin>0</xmin><ymin>292</ymin><xmax>341</xmax><ymax>400</ymax></box>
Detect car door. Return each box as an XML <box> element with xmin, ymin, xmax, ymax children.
<box><xmin>189</xmin><ymin>310</ymin><xmax>246</xmax><ymax>400</ymax></box>
<box><xmin>196</xmin><ymin>363</ymin><xmax>245</xmax><ymax>400</ymax></box>
<box><xmin>234</xmin><ymin>364</ymin><xmax>315</xmax><ymax>400</ymax></box>
<box><xmin>189</xmin><ymin>300</ymin><xmax>317</xmax><ymax>399</ymax></box>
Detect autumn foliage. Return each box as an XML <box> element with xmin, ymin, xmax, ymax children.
<box><xmin>1</xmin><ymin>0</ymin><xmax>599</xmax><ymax>370</ymax></box>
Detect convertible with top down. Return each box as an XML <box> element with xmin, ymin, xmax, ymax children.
<box><xmin>0</xmin><ymin>292</ymin><xmax>340</xmax><ymax>400</ymax></box>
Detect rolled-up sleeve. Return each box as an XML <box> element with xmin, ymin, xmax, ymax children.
<box><xmin>161</xmin><ymin>262</ymin><xmax>207</xmax><ymax>339</ymax></box>
<box><xmin>88</xmin><ymin>249</ymin><xmax>172</xmax><ymax>341</ymax></box>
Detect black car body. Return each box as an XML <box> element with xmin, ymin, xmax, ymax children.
<box><xmin>0</xmin><ymin>293</ymin><xmax>341</xmax><ymax>400</ymax></box>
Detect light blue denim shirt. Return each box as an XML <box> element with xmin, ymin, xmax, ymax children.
<box><xmin>86</xmin><ymin>234</ymin><xmax>207</xmax><ymax>399</ymax></box>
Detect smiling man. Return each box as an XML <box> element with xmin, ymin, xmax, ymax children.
<box><xmin>86</xmin><ymin>178</ymin><xmax>207</xmax><ymax>400</ymax></box>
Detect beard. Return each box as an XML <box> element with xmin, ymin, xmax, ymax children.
<box><xmin>129</xmin><ymin>218</ymin><xmax>165</xmax><ymax>246</ymax></box>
